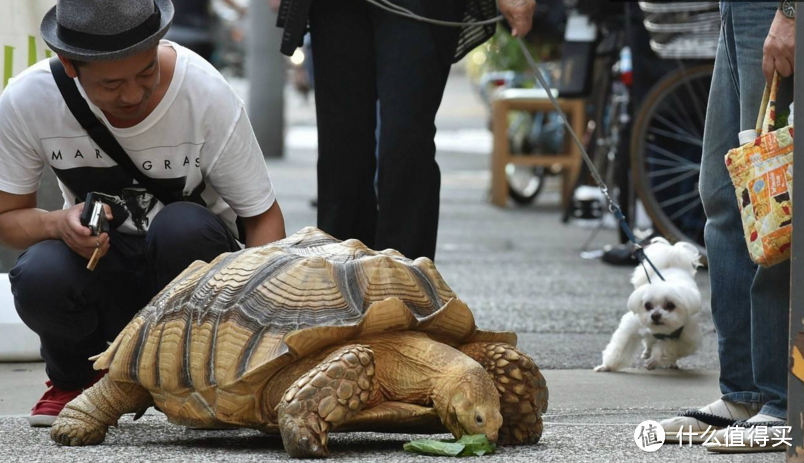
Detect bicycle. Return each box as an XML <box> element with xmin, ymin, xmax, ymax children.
<box><xmin>629</xmin><ymin>2</ymin><xmax>719</xmax><ymax>258</ymax></box>
<box><xmin>566</xmin><ymin>1</ymin><xmax>716</xmax><ymax>260</ymax></box>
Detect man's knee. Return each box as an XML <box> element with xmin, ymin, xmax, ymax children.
<box><xmin>148</xmin><ymin>202</ymin><xmax>229</xmax><ymax>246</ymax></box>
<box><xmin>146</xmin><ymin>202</ymin><xmax>237</xmax><ymax>269</ymax></box>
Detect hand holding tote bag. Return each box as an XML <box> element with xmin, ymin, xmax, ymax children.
<box><xmin>725</xmin><ymin>73</ymin><xmax>794</xmax><ymax>267</ymax></box>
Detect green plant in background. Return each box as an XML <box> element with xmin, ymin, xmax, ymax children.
<box><xmin>465</xmin><ymin>24</ymin><xmax>560</xmax><ymax>86</ymax></box>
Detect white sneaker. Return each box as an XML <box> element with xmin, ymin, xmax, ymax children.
<box><xmin>704</xmin><ymin>414</ymin><xmax>789</xmax><ymax>453</ymax></box>
<box><xmin>660</xmin><ymin>399</ymin><xmax>760</xmax><ymax>444</ymax></box>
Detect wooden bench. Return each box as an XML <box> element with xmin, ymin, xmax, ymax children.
<box><xmin>491</xmin><ymin>88</ymin><xmax>586</xmax><ymax>209</ymax></box>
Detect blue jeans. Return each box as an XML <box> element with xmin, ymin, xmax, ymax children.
<box><xmin>699</xmin><ymin>2</ymin><xmax>788</xmax><ymax>419</ymax></box>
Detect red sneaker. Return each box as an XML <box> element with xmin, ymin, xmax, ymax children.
<box><xmin>28</xmin><ymin>370</ymin><xmax>107</xmax><ymax>427</ymax></box>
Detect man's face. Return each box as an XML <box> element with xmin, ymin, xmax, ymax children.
<box><xmin>63</xmin><ymin>47</ymin><xmax>160</xmax><ymax>123</ymax></box>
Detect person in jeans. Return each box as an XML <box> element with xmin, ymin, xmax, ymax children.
<box><xmin>659</xmin><ymin>1</ymin><xmax>794</xmax><ymax>453</ymax></box>
<box><xmin>0</xmin><ymin>0</ymin><xmax>285</xmax><ymax>426</ymax></box>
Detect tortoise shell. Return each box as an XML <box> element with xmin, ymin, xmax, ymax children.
<box><xmin>93</xmin><ymin>227</ymin><xmax>516</xmax><ymax>427</ymax></box>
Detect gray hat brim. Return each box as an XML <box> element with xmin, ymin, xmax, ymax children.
<box><xmin>40</xmin><ymin>0</ymin><xmax>174</xmax><ymax>62</ymax></box>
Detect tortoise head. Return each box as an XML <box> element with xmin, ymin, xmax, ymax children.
<box><xmin>441</xmin><ymin>370</ymin><xmax>503</xmax><ymax>443</ymax></box>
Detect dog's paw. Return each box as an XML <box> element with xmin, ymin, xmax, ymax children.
<box><xmin>644</xmin><ymin>359</ymin><xmax>659</xmax><ymax>370</ymax></box>
<box><xmin>593</xmin><ymin>365</ymin><xmax>611</xmax><ymax>372</ymax></box>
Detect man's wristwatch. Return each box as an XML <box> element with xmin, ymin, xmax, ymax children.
<box><xmin>779</xmin><ymin>0</ymin><xmax>796</xmax><ymax>19</ymax></box>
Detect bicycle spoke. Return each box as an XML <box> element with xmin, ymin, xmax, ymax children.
<box><xmin>652</xmin><ymin>113</ymin><xmax>700</xmax><ymax>143</ymax></box>
<box><xmin>648</xmin><ymin>164</ymin><xmax>700</xmax><ymax>178</ymax></box>
<box><xmin>677</xmin><ymin>65</ymin><xmax>709</xmax><ymax>129</ymax></box>
<box><xmin>659</xmin><ymin>188</ymin><xmax>702</xmax><ymax>208</ymax></box>
<box><xmin>666</xmin><ymin>91</ymin><xmax>703</xmax><ymax>139</ymax></box>
<box><xmin>647</xmin><ymin>126</ymin><xmax>703</xmax><ymax>147</ymax></box>
<box><xmin>646</xmin><ymin>143</ymin><xmax>700</xmax><ymax>167</ymax></box>
<box><xmin>668</xmin><ymin>196</ymin><xmax>703</xmax><ymax>221</ymax></box>
<box><xmin>647</xmin><ymin>156</ymin><xmax>687</xmax><ymax>168</ymax></box>
<box><xmin>651</xmin><ymin>168</ymin><xmax>700</xmax><ymax>192</ymax></box>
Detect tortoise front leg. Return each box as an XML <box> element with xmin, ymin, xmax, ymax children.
<box><xmin>458</xmin><ymin>343</ymin><xmax>548</xmax><ymax>445</ymax></box>
<box><xmin>51</xmin><ymin>375</ymin><xmax>153</xmax><ymax>446</ymax></box>
<box><xmin>278</xmin><ymin>345</ymin><xmax>375</xmax><ymax>458</ymax></box>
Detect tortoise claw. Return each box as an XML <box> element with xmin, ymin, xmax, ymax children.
<box><xmin>278</xmin><ymin>345</ymin><xmax>375</xmax><ymax>458</ymax></box>
<box><xmin>50</xmin><ymin>415</ymin><xmax>107</xmax><ymax>446</ymax></box>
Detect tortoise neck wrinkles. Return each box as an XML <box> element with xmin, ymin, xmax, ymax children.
<box><xmin>366</xmin><ymin>332</ymin><xmax>483</xmax><ymax>402</ymax></box>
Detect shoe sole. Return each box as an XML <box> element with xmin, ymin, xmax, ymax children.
<box><xmin>28</xmin><ymin>415</ymin><xmax>56</xmax><ymax>427</ymax></box>
<box><xmin>664</xmin><ymin>434</ymin><xmax>712</xmax><ymax>445</ymax></box>
<box><xmin>705</xmin><ymin>443</ymin><xmax>786</xmax><ymax>453</ymax></box>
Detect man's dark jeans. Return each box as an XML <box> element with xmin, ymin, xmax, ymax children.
<box><xmin>10</xmin><ymin>203</ymin><xmax>240</xmax><ymax>390</ymax></box>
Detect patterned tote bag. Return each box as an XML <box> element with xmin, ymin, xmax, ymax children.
<box><xmin>725</xmin><ymin>73</ymin><xmax>794</xmax><ymax>267</ymax></box>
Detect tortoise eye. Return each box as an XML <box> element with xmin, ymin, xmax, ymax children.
<box><xmin>666</xmin><ymin>302</ymin><xmax>676</xmax><ymax>311</ymax></box>
<box><xmin>645</xmin><ymin>302</ymin><xmax>653</xmax><ymax>311</ymax></box>
<box><xmin>475</xmin><ymin>414</ymin><xmax>484</xmax><ymax>425</ymax></box>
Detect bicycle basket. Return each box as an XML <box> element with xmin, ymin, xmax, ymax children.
<box><xmin>638</xmin><ymin>2</ymin><xmax>719</xmax><ymax>59</ymax></box>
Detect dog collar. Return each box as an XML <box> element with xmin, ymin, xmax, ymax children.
<box><xmin>653</xmin><ymin>326</ymin><xmax>684</xmax><ymax>340</ymax></box>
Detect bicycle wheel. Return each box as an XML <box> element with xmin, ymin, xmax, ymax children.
<box><xmin>630</xmin><ymin>64</ymin><xmax>713</xmax><ymax>258</ymax></box>
<box><xmin>507</xmin><ymin>165</ymin><xmax>547</xmax><ymax>204</ymax></box>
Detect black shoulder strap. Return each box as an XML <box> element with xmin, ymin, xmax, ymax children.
<box><xmin>49</xmin><ymin>57</ymin><xmax>177</xmax><ymax>206</ymax></box>
<box><xmin>278</xmin><ymin>0</ymin><xmax>312</xmax><ymax>57</ymax></box>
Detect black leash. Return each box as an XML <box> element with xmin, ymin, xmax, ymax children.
<box><xmin>516</xmin><ymin>39</ymin><xmax>666</xmax><ymax>283</ymax></box>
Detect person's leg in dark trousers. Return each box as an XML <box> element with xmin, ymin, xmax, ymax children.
<box><xmin>11</xmin><ymin>202</ymin><xmax>240</xmax><ymax>392</ymax></box>
<box><xmin>372</xmin><ymin>1</ymin><xmax>458</xmax><ymax>260</ymax></box>
<box><xmin>11</xmin><ymin>234</ymin><xmax>150</xmax><ymax>390</ymax></box>
<box><xmin>309</xmin><ymin>0</ymin><xmax>379</xmax><ymax>248</ymax></box>
<box><xmin>145</xmin><ymin>202</ymin><xmax>241</xmax><ymax>291</ymax></box>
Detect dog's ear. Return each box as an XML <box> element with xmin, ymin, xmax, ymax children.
<box><xmin>673</xmin><ymin>242</ymin><xmax>702</xmax><ymax>271</ymax></box>
<box><xmin>627</xmin><ymin>285</ymin><xmax>648</xmax><ymax>315</ymax></box>
<box><xmin>676</xmin><ymin>285</ymin><xmax>703</xmax><ymax>317</ymax></box>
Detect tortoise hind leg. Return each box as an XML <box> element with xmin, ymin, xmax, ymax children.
<box><xmin>278</xmin><ymin>345</ymin><xmax>375</xmax><ymax>458</ymax></box>
<box><xmin>458</xmin><ymin>342</ymin><xmax>548</xmax><ymax>445</ymax></box>
<box><xmin>51</xmin><ymin>375</ymin><xmax>153</xmax><ymax>446</ymax></box>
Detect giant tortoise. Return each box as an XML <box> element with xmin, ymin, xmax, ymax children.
<box><xmin>50</xmin><ymin>227</ymin><xmax>548</xmax><ymax>457</ymax></box>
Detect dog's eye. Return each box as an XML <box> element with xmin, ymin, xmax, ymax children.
<box><xmin>666</xmin><ymin>302</ymin><xmax>676</xmax><ymax>311</ymax></box>
<box><xmin>644</xmin><ymin>302</ymin><xmax>653</xmax><ymax>311</ymax></box>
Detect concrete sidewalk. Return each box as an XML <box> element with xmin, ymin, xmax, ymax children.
<box><xmin>0</xmin><ymin>363</ymin><xmax>782</xmax><ymax>462</ymax></box>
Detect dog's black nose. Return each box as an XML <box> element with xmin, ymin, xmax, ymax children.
<box><xmin>651</xmin><ymin>312</ymin><xmax>662</xmax><ymax>322</ymax></box>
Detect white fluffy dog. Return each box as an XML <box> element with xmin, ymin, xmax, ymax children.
<box><xmin>594</xmin><ymin>238</ymin><xmax>702</xmax><ymax>372</ymax></box>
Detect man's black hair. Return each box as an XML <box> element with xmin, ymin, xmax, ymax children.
<box><xmin>69</xmin><ymin>58</ymin><xmax>88</xmax><ymax>76</ymax></box>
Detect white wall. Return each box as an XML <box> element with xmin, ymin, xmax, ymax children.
<box><xmin>0</xmin><ymin>0</ymin><xmax>56</xmax><ymax>360</ymax></box>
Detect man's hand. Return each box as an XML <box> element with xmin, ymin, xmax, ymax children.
<box><xmin>268</xmin><ymin>0</ymin><xmax>281</xmax><ymax>13</ymax></box>
<box><xmin>56</xmin><ymin>203</ymin><xmax>112</xmax><ymax>261</ymax></box>
<box><xmin>498</xmin><ymin>0</ymin><xmax>536</xmax><ymax>38</ymax></box>
<box><xmin>763</xmin><ymin>10</ymin><xmax>796</xmax><ymax>85</ymax></box>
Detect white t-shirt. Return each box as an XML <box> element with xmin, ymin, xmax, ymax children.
<box><xmin>0</xmin><ymin>41</ymin><xmax>275</xmax><ymax>238</ymax></box>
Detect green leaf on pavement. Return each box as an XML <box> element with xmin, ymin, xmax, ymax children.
<box><xmin>456</xmin><ymin>435</ymin><xmax>497</xmax><ymax>456</ymax></box>
<box><xmin>403</xmin><ymin>439</ymin><xmax>465</xmax><ymax>457</ymax></box>
<box><xmin>403</xmin><ymin>435</ymin><xmax>496</xmax><ymax>457</ymax></box>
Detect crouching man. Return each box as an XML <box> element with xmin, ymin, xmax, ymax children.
<box><xmin>0</xmin><ymin>0</ymin><xmax>286</xmax><ymax>426</ymax></box>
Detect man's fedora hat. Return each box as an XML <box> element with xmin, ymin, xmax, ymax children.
<box><xmin>41</xmin><ymin>0</ymin><xmax>174</xmax><ymax>62</ymax></box>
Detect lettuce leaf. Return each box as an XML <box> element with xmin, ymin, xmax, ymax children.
<box><xmin>403</xmin><ymin>435</ymin><xmax>496</xmax><ymax>457</ymax></box>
